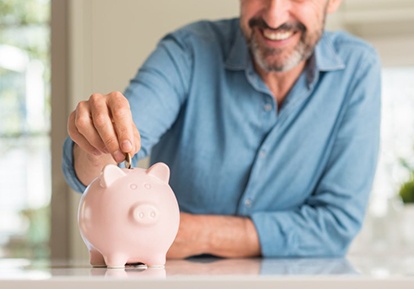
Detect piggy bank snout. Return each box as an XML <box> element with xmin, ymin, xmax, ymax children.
<box><xmin>131</xmin><ymin>204</ymin><xmax>159</xmax><ymax>225</ymax></box>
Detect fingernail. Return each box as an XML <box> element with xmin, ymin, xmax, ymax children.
<box><xmin>121</xmin><ymin>140</ymin><xmax>132</xmax><ymax>152</ymax></box>
<box><xmin>113</xmin><ymin>150</ymin><xmax>125</xmax><ymax>163</ymax></box>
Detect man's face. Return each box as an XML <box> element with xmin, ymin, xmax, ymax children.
<box><xmin>240</xmin><ymin>0</ymin><xmax>339</xmax><ymax>73</ymax></box>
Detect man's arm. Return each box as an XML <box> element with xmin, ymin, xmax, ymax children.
<box><xmin>252</xmin><ymin>50</ymin><xmax>381</xmax><ymax>257</ymax></box>
<box><xmin>62</xmin><ymin>32</ymin><xmax>190</xmax><ymax>191</ymax></box>
<box><xmin>167</xmin><ymin>213</ymin><xmax>261</xmax><ymax>258</ymax></box>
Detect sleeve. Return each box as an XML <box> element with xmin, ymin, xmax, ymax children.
<box><xmin>251</xmin><ymin>50</ymin><xmax>382</xmax><ymax>257</ymax></box>
<box><xmin>61</xmin><ymin>136</ymin><xmax>86</xmax><ymax>193</ymax></box>
<box><xmin>61</xmin><ymin>30</ymin><xmax>193</xmax><ymax>192</ymax></box>
<box><xmin>124</xmin><ymin>31</ymin><xmax>192</xmax><ymax>161</ymax></box>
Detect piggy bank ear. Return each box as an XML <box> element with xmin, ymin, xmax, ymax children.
<box><xmin>100</xmin><ymin>164</ymin><xmax>127</xmax><ymax>188</ymax></box>
<box><xmin>146</xmin><ymin>162</ymin><xmax>170</xmax><ymax>183</ymax></box>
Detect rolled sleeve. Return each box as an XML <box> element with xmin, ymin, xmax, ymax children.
<box><xmin>61</xmin><ymin>137</ymin><xmax>87</xmax><ymax>193</ymax></box>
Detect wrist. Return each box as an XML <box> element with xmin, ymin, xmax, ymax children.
<box><xmin>200</xmin><ymin>215</ymin><xmax>261</xmax><ymax>258</ymax></box>
<box><xmin>73</xmin><ymin>143</ymin><xmax>115</xmax><ymax>186</ymax></box>
<box><xmin>191</xmin><ymin>214</ymin><xmax>212</xmax><ymax>255</ymax></box>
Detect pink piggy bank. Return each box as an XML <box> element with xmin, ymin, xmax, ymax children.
<box><xmin>78</xmin><ymin>162</ymin><xmax>180</xmax><ymax>268</ymax></box>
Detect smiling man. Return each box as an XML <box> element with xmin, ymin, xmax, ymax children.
<box><xmin>63</xmin><ymin>0</ymin><xmax>381</xmax><ymax>258</ymax></box>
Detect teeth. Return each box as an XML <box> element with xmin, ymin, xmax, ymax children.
<box><xmin>263</xmin><ymin>30</ymin><xmax>293</xmax><ymax>41</ymax></box>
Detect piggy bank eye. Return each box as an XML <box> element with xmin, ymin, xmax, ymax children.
<box><xmin>130</xmin><ymin>184</ymin><xmax>138</xmax><ymax>190</ymax></box>
<box><xmin>144</xmin><ymin>183</ymin><xmax>151</xmax><ymax>190</ymax></box>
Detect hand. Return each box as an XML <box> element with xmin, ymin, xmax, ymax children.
<box><xmin>68</xmin><ymin>91</ymin><xmax>140</xmax><ymax>163</ymax></box>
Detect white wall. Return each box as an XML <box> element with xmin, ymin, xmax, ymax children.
<box><xmin>69</xmin><ymin>0</ymin><xmax>239</xmax><ymax>105</ymax></box>
<box><xmin>339</xmin><ymin>0</ymin><xmax>414</xmax><ymax>66</ymax></box>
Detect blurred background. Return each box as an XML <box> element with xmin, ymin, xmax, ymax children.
<box><xmin>0</xmin><ymin>0</ymin><xmax>413</xmax><ymax>262</ymax></box>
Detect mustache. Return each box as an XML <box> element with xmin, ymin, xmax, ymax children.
<box><xmin>248</xmin><ymin>17</ymin><xmax>306</xmax><ymax>33</ymax></box>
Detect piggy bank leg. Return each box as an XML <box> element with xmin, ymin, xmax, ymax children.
<box><xmin>89</xmin><ymin>249</ymin><xmax>106</xmax><ymax>267</ymax></box>
<box><xmin>104</xmin><ymin>254</ymin><xmax>128</xmax><ymax>269</ymax></box>
<box><xmin>145</xmin><ymin>254</ymin><xmax>166</xmax><ymax>268</ymax></box>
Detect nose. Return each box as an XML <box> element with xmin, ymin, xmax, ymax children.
<box><xmin>132</xmin><ymin>204</ymin><xmax>159</xmax><ymax>225</ymax></box>
<box><xmin>263</xmin><ymin>0</ymin><xmax>291</xmax><ymax>29</ymax></box>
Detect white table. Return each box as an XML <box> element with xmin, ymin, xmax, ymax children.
<box><xmin>1</xmin><ymin>254</ymin><xmax>413</xmax><ymax>289</ymax></box>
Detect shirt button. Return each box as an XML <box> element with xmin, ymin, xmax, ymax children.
<box><xmin>245</xmin><ymin>199</ymin><xmax>252</xmax><ymax>207</ymax></box>
<box><xmin>264</xmin><ymin>103</ymin><xmax>273</xmax><ymax>111</ymax></box>
<box><xmin>259</xmin><ymin>150</ymin><xmax>266</xmax><ymax>158</ymax></box>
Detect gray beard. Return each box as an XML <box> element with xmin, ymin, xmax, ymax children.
<box><xmin>248</xmin><ymin>32</ymin><xmax>316</xmax><ymax>73</ymax></box>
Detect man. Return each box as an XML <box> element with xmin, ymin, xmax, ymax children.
<box><xmin>63</xmin><ymin>0</ymin><xmax>381</xmax><ymax>258</ymax></box>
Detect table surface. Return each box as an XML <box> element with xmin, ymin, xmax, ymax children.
<box><xmin>1</xmin><ymin>254</ymin><xmax>413</xmax><ymax>289</ymax></box>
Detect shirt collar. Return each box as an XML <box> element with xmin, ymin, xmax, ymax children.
<box><xmin>225</xmin><ymin>27</ymin><xmax>345</xmax><ymax>76</ymax></box>
<box><xmin>314</xmin><ymin>32</ymin><xmax>345</xmax><ymax>72</ymax></box>
<box><xmin>224</xmin><ymin>26</ymin><xmax>250</xmax><ymax>71</ymax></box>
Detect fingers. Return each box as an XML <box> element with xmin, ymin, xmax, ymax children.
<box><xmin>68</xmin><ymin>91</ymin><xmax>141</xmax><ymax>163</ymax></box>
<box><xmin>68</xmin><ymin>109</ymin><xmax>101</xmax><ymax>156</ymax></box>
<box><xmin>109</xmin><ymin>91</ymin><xmax>141</xmax><ymax>155</ymax></box>
<box><xmin>106</xmin><ymin>91</ymin><xmax>135</xmax><ymax>153</ymax></box>
<box><xmin>89</xmin><ymin>93</ymin><xmax>124</xmax><ymax>161</ymax></box>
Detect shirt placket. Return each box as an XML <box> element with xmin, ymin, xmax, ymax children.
<box><xmin>238</xmin><ymin>72</ymin><xmax>278</xmax><ymax>214</ymax></box>
<box><xmin>238</xmin><ymin>69</ymin><xmax>315</xmax><ymax>216</ymax></box>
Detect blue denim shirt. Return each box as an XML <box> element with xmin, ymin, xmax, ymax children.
<box><xmin>63</xmin><ymin>18</ymin><xmax>381</xmax><ymax>257</ymax></box>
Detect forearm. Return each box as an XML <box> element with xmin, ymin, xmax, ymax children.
<box><xmin>204</xmin><ymin>215</ymin><xmax>261</xmax><ymax>258</ymax></box>
<box><xmin>73</xmin><ymin>143</ymin><xmax>116</xmax><ymax>186</ymax></box>
<box><xmin>168</xmin><ymin>213</ymin><xmax>261</xmax><ymax>259</ymax></box>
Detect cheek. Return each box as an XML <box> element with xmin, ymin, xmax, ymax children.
<box><xmin>298</xmin><ymin>2</ymin><xmax>328</xmax><ymax>27</ymax></box>
<box><xmin>240</xmin><ymin>0</ymin><xmax>264</xmax><ymax>22</ymax></box>
<box><xmin>239</xmin><ymin>10</ymin><xmax>251</xmax><ymax>39</ymax></box>
<box><xmin>290</xmin><ymin>11</ymin><xmax>324</xmax><ymax>37</ymax></box>
<box><xmin>239</xmin><ymin>0</ymin><xmax>263</xmax><ymax>37</ymax></box>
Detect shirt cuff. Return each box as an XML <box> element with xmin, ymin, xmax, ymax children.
<box><xmin>61</xmin><ymin>137</ymin><xmax>87</xmax><ymax>193</ymax></box>
<box><xmin>250</xmin><ymin>212</ymin><xmax>294</xmax><ymax>258</ymax></box>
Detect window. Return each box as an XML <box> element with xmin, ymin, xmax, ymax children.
<box><xmin>375</xmin><ymin>68</ymin><xmax>414</xmax><ymax>200</ymax></box>
<box><xmin>0</xmin><ymin>0</ymin><xmax>50</xmax><ymax>259</ymax></box>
